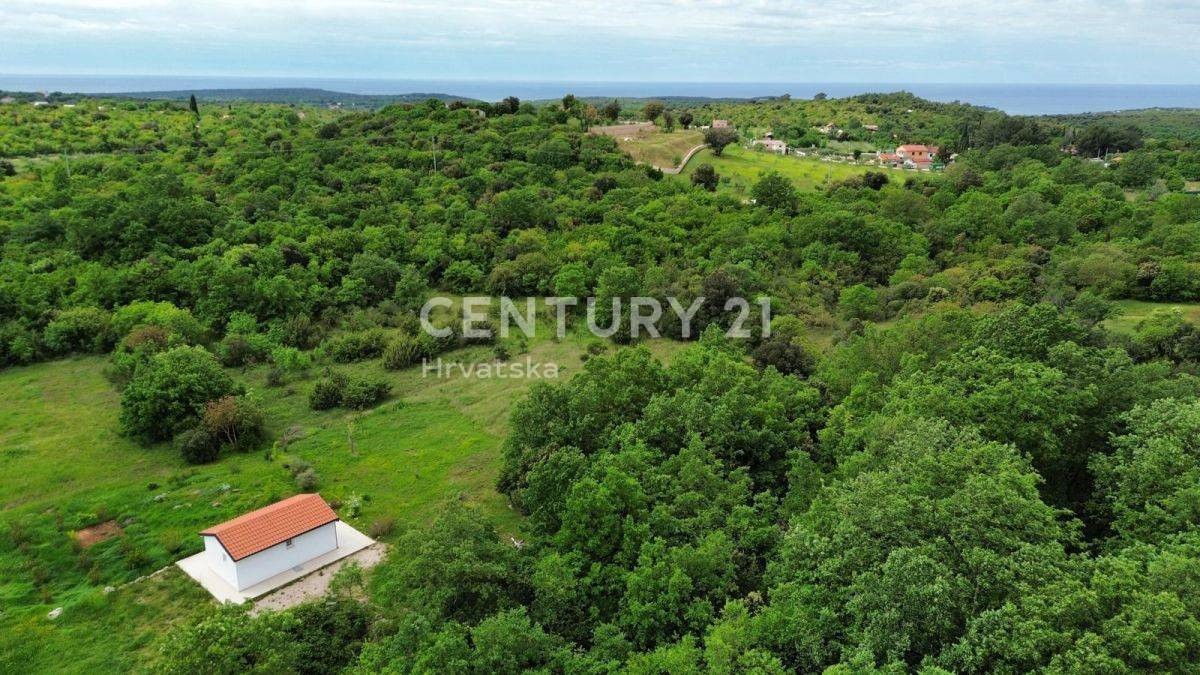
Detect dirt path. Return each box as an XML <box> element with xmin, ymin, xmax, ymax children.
<box><xmin>250</xmin><ymin>542</ymin><xmax>388</xmax><ymax>615</ymax></box>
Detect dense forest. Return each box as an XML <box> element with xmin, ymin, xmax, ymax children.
<box><xmin>3</xmin><ymin>91</ymin><xmax>1200</xmax><ymax>672</ymax></box>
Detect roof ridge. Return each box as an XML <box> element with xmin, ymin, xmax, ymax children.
<box><xmin>200</xmin><ymin>493</ymin><xmax>338</xmax><ymax>560</ymax></box>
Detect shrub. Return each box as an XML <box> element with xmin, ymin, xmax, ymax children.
<box><xmin>120</xmin><ymin>346</ymin><xmax>237</xmax><ymax>442</ymax></box>
<box><xmin>284</xmin><ymin>457</ymin><xmax>313</xmax><ymax>476</ymax></box>
<box><xmin>309</xmin><ymin>373</ymin><xmax>347</xmax><ymax>410</ymax></box>
<box><xmin>124</xmin><ymin>324</ymin><xmax>170</xmax><ymax>351</ymax></box>
<box><xmin>838</xmin><ymin>284</ymin><xmax>880</xmax><ymax>321</ymax></box>
<box><xmin>0</xmin><ymin>321</ymin><xmax>39</xmax><ymax>366</ymax></box>
<box><xmin>368</xmin><ymin>518</ymin><xmax>395</xmax><ymax>538</ymax></box>
<box><xmin>42</xmin><ymin>307</ymin><xmax>114</xmax><ymax>355</ymax></box>
<box><xmin>322</xmin><ymin>329</ymin><xmax>387</xmax><ymax>363</ymax></box>
<box><xmin>106</xmin><ymin>324</ymin><xmax>177</xmax><ymax>386</ymax></box>
<box><xmin>111</xmin><ymin>301</ymin><xmax>204</xmax><ymax>344</ymax></box>
<box><xmin>270</xmin><ymin>346</ymin><xmax>311</xmax><ymax>374</ymax></box>
<box><xmin>341</xmin><ymin>377</ymin><xmax>391</xmax><ymax>410</ymax></box>
<box><xmin>217</xmin><ymin>332</ymin><xmax>272</xmax><ymax>367</ymax></box>
<box><xmin>752</xmin><ymin>338</ymin><xmax>816</xmax><ymax>376</ymax></box>
<box><xmin>287</xmin><ymin>598</ymin><xmax>371</xmax><ymax>673</ymax></box>
<box><xmin>276</xmin><ymin>314</ymin><xmax>323</xmax><ymax>350</ymax></box>
<box><xmin>295</xmin><ymin>468</ymin><xmax>320</xmax><ymax>490</ymax></box>
<box><xmin>159</xmin><ymin>531</ymin><xmax>184</xmax><ymax>554</ymax></box>
<box><xmin>382</xmin><ymin>334</ymin><xmax>421</xmax><ymax>370</ymax></box>
<box><xmin>176</xmin><ymin>427</ymin><xmax>219</xmax><ymax>464</ymax></box>
<box><xmin>494</xmin><ymin>343</ymin><xmax>511</xmax><ymax>361</ymax></box>
<box><xmin>442</xmin><ymin>260</ymin><xmax>484</xmax><ymax>293</ymax></box>
<box><xmin>417</xmin><ymin>325</ymin><xmax>460</xmax><ymax>359</ymax></box>
<box><xmin>202</xmin><ymin>395</ymin><xmax>266</xmax><ymax>451</ymax></box>
<box><xmin>392</xmin><ymin>265</ymin><xmax>430</xmax><ymax>313</ymax></box>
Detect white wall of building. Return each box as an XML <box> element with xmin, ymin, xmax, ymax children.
<box><xmin>203</xmin><ymin>535</ymin><xmax>240</xmax><ymax>588</ymax></box>
<box><xmin>230</xmin><ymin>522</ymin><xmax>338</xmax><ymax>590</ymax></box>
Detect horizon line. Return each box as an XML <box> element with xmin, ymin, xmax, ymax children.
<box><xmin>2</xmin><ymin>73</ymin><xmax>1199</xmax><ymax>88</ymax></box>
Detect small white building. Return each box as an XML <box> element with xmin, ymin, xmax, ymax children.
<box><xmin>753</xmin><ymin>138</ymin><xmax>788</xmax><ymax>154</ymax></box>
<box><xmin>200</xmin><ymin>493</ymin><xmax>340</xmax><ymax>591</ymax></box>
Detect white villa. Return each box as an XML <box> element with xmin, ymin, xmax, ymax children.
<box><xmin>753</xmin><ymin>137</ymin><xmax>788</xmax><ymax>154</ymax></box>
<box><xmin>199</xmin><ymin>493</ymin><xmax>340</xmax><ymax>591</ymax></box>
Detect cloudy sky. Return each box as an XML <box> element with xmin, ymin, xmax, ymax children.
<box><xmin>1</xmin><ymin>0</ymin><xmax>1197</xmax><ymax>83</ymax></box>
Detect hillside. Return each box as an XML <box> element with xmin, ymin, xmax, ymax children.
<box><xmin>678</xmin><ymin>145</ymin><xmax>905</xmax><ymax>194</ymax></box>
<box><xmin>0</xmin><ymin>326</ymin><xmax>685</xmax><ymax>671</ymax></box>
<box><xmin>107</xmin><ymin>88</ymin><xmax>481</xmax><ymax>108</ymax></box>
<box><xmin>3</xmin><ymin>91</ymin><xmax>1200</xmax><ymax>672</ymax></box>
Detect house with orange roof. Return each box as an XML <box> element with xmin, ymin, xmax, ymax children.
<box><xmin>198</xmin><ymin>494</ymin><xmax>342</xmax><ymax>592</ymax></box>
<box><xmin>177</xmin><ymin>493</ymin><xmax>377</xmax><ymax>603</ymax></box>
<box><xmin>895</xmin><ymin>144</ymin><xmax>940</xmax><ymax>168</ymax></box>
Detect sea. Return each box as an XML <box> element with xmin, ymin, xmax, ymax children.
<box><xmin>2</xmin><ymin>75</ymin><xmax>1199</xmax><ymax>116</ymax></box>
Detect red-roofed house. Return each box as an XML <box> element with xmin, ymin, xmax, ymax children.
<box><xmin>200</xmin><ymin>494</ymin><xmax>340</xmax><ymax>591</ymax></box>
<box><xmin>895</xmin><ymin>144</ymin><xmax>939</xmax><ymax>168</ymax></box>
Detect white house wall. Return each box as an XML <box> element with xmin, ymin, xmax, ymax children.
<box><xmin>203</xmin><ymin>535</ymin><xmax>240</xmax><ymax>588</ymax></box>
<box><xmin>231</xmin><ymin>522</ymin><xmax>338</xmax><ymax>590</ymax></box>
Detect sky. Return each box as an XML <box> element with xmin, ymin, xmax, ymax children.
<box><xmin>1</xmin><ymin>0</ymin><xmax>1198</xmax><ymax>84</ymax></box>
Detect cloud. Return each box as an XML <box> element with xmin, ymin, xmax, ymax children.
<box><xmin>1</xmin><ymin>0</ymin><xmax>1197</xmax><ymax>81</ymax></box>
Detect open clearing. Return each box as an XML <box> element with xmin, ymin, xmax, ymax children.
<box><xmin>74</xmin><ymin>520</ymin><xmax>122</xmax><ymax>548</ymax></box>
<box><xmin>677</xmin><ymin>145</ymin><xmax>906</xmax><ymax>194</ymax></box>
<box><xmin>1105</xmin><ymin>299</ymin><xmax>1200</xmax><ymax>334</ymax></box>
<box><xmin>591</xmin><ymin>123</ymin><xmax>705</xmax><ymax>170</ymax></box>
<box><xmin>0</xmin><ymin>325</ymin><xmax>684</xmax><ymax>672</ymax></box>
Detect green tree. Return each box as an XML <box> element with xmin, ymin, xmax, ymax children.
<box><xmin>837</xmin><ymin>284</ymin><xmax>878</xmax><ymax>321</ymax></box>
<box><xmin>119</xmin><ymin>346</ymin><xmax>236</xmax><ymax>442</ymax></box>
<box><xmin>691</xmin><ymin>163</ymin><xmax>719</xmax><ymax>192</ymax></box>
<box><xmin>760</xmin><ymin>420</ymin><xmax>1075</xmax><ymax>671</ymax></box>
<box><xmin>751</xmin><ymin>171</ymin><xmax>798</xmax><ymax>213</ymax></box>
<box><xmin>642</xmin><ymin>101</ymin><xmax>665</xmax><ymax>124</ymax></box>
<box><xmin>1093</xmin><ymin>398</ymin><xmax>1200</xmax><ymax>544</ymax></box>
<box><xmin>703</xmin><ymin>127</ymin><xmax>738</xmax><ymax>156</ymax></box>
<box><xmin>157</xmin><ymin>605</ymin><xmax>298</xmax><ymax>674</ymax></box>
<box><xmin>371</xmin><ymin>504</ymin><xmax>527</xmax><ymax>624</ymax></box>
<box><xmin>1115</xmin><ymin>150</ymin><xmax>1158</xmax><ymax>189</ymax></box>
<box><xmin>602</xmin><ymin>99</ymin><xmax>622</xmax><ymax>122</ymax></box>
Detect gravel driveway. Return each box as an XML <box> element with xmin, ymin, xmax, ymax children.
<box><xmin>251</xmin><ymin>542</ymin><xmax>387</xmax><ymax>614</ymax></box>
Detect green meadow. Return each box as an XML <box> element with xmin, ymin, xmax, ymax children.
<box><xmin>0</xmin><ymin>325</ymin><xmax>683</xmax><ymax>672</ymax></box>
<box><xmin>609</xmin><ymin>127</ymin><xmax>705</xmax><ymax>169</ymax></box>
<box><xmin>677</xmin><ymin>144</ymin><xmax>907</xmax><ymax>194</ymax></box>
<box><xmin>1105</xmin><ymin>299</ymin><xmax>1200</xmax><ymax>334</ymax></box>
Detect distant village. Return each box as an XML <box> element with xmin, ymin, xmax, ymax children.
<box><xmin>705</xmin><ymin>117</ymin><xmax>950</xmax><ymax>172</ymax></box>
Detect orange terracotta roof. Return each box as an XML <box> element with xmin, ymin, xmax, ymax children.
<box><xmin>201</xmin><ymin>494</ymin><xmax>338</xmax><ymax>561</ymax></box>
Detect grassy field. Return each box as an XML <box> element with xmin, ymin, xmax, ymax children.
<box><xmin>591</xmin><ymin>123</ymin><xmax>704</xmax><ymax>169</ymax></box>
<box><xmin>0</xmin><ymin>325</ymin><xmax>685</xmax><ymax>672</ymax></box>
<box><xmin>1105</xmin><ymin>299</ymin><xmax>1200</xmax><ymax>334</ymax></box>
<box><xmin>823</xmin><ymin>139</ymin><xmax>878</xmax><ymax>154</ymax></box>
<box><xmin>677</xmin><ymin>145</ymin><xmax>906</xmax><ymax>195</ymax></box>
